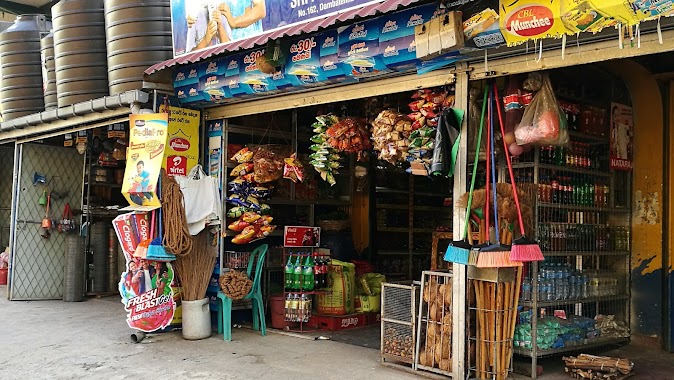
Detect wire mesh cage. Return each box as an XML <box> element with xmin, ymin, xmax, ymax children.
<box><xmin>415</xmin><ymin>271</ymin><xmax>454</xmax><ymax>376</ymax></box>
<box><xmin>381</xmin><ymin>282</ymin><xmax>420</xmax><ymax>365</ymax></box>
<box><xmin>223</xmin><ymin>250</ymin><xmax>251</xmax><ymax>270</ymax></box>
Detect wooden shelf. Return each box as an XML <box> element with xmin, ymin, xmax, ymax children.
<box><xmin>514</xmin><ymin>337</ymin><xmax>629</xmax><ymax>358</ymax></box>
<box><xmin>538</xmin><ymin>202</ymin><xmax>630</xmax><ymax>213</ymax></box>
<box><xmin>543</xmin><ymin>250</ymin><xmax>630</xmax><ymax>257</ymax></box>
<box><xmin>520</xmin><ymin>294</ymin><xmax>628</xmax><ymax>308</ymax></box>
<box><xmin>512</xmin><ymin>163</ymin><xmax>612</xmax><ymax>177</ymax></box>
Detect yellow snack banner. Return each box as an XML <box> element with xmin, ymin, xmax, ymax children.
<box><xmin>499</xmin><ymin>0</ymin><xmax>668</xmax><ymax>46</ymax></box>
<box><xmin>159</xmin><ymin>105</ymin><xmax>200</xmax><ymax>177</ymax></box>
<box><xmin>122</xmin><ymin>113</ymin><xmax>168</xmax><ymax>211</ymax></box>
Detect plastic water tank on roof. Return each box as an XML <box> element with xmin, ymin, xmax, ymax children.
<box><xmin>104</xmin><ymin>0</ymin><xmax>173</xmax><ymax>95</ymax></box>
<box><xmin>53</xmin><ymin>0</ymin><xmax>109</xmax><ymax>108</ymax></box>
<box><xmin>40</xmin><ymin>31</ymin><xmax>57</xmax><ymax>110</ymax></box>
<box><xmin>0</xmin><ymin>15</ymin><xmax>50</xmax><ymax>121</ymax></box>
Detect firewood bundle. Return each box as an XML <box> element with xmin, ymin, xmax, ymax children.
<box><xmin>219</xmin><ymin>270</ymin><xmax>253</xmax><ymax>300</ymax></box>
<box><xmin>563</xmin><ymin>354</ymin><xmax>634</xmax><ymax>379</ymax></box>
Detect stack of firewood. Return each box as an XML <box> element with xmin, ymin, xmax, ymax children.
<box><xmin>563</xmin><ymin>354</ymin><xmax>634</xmax><ymax>379</ymax></box>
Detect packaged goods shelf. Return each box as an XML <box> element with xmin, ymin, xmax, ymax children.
<box><xmin>538</xmin><ymin>203</ymin><xmax>630</xmax><ymax>213</ymax></box>
<box><xmin>512</xmin><ymin>163</ymin><xmax>612</xmax><ymax>177</ymax></box>
<box><xmin>514</xmin><ymin>337</ymin><xmax>629</xmax><ymax>358</ymax></box>
<box><xmin>543</xmin><ymin>251</ymin><xmax>630</xmax><ymax>257</ymax></box>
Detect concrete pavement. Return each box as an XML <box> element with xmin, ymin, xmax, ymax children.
<box><xmin>2</xmin><ymin>285</ymin><xmax>673</xmax><ymax>379</ymax></box>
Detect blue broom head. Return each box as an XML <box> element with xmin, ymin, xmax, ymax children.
<box><xmin>444</xmin><ymin>240</ymin><xmax>472</xmax><ymax>265</ymax></box>
<box><xmin>147</xmin><ymin>237</ymin><xmax>176</xmax><ymax>262</ymax></box>
<box><xmin>510</xmin><ymin>236</ymin><xmax>544</xmax><ymax>262</ymax></box>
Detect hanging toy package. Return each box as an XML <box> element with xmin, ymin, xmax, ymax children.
<box><xmin>514</xmin><ymin>74</ymin><xmax>569</xmax><ymax>146</ymax></box>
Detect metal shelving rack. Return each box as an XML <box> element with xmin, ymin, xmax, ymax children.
<box><xmin>372</xmin><ymin>169</ymin><xmax>452</xmax><ymax>280</ymax></box>
<box><xmin>506</xmin><ymin>132</ymin><xmax>631</xmax><ymax>379</ymax></box>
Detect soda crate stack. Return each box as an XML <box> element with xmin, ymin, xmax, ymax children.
<box><xmin>414</xmin><ymin>271</ymin><xmax>454</xmax><ymax>376</ymax></box>
<box><xmin>381</xmin><ymin>282</ymin><xmax>420</xmax><ymax>366</ymax></box>
<box><xmin>282</xmin><ymin>248</ymin><xmax>331</xmax><ymax>331</ymax></box>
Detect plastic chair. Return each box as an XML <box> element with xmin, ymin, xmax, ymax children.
<box><xmin>217</xmin><ymin>244</ymin><xmax>268</xmax><ymax>341</ymax></box>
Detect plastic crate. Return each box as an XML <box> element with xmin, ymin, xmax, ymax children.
<box><xmin>311</xmin><ymin>313</ymin><xmax>367</xmax><ymax>331</ymax></box>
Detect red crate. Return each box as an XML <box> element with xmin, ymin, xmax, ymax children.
<box><xmin>366</xmin><ymin>312</ymin><xmax>381</xmax><ymax>325</ymax></box>
<box><xmin>312</xmin><ymin>313</ymin><xmax>367</xmax><ymax>331</ymax></box>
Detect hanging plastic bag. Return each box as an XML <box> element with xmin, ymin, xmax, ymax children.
<box><xmin>58</xmin><ymin>203</ymin><xmax>76</xmax><ymax>234</ymax></box>
<box><xmin>514</xmin><ymin>74</ymin><xmax>569</xmax><ymax>146</ymax></box>
<box><xmin>174</xmin><ymin>165</ymin><xmax>222</xmax><ymax>235</ymax></box>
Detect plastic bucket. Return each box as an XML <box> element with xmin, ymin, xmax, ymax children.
<box><xmin>181</xmin><ymin>298</ymin><xmax>211</xmax><ymax>340</ymax></box>
<box><xmin>270</xmin><ymin>294</ymin><xmax>287</xmax><ymax>330</ymax></box>
<box><xmin>0</xmin><ymin>267</ymin><xmax>7</xmax><ymax>285</ymax></box>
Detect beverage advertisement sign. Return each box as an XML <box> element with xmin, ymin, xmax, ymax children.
<box><xmin>284</xmin><ymin>226</ymin><xmax>321</xmax><ymax>247</ymax></box>
<box><xmin>122</xmin><ymin>113</ymin><xmax>168</xmax><ymax>211</ymax></box>
<box><xmin>170</xmin><ymin>0</ymin><xmax>385</xmax><ymax>57</ymax></box>
<box><xmin>114</xmin><ymin>213</ymin><xmax>178</xmax><ymax>332</ymax></box>
<box><xmin>609</xmin><ymin>102</ymin><xmax>633</xmax><ymax>171</ymax></box>
<box><xmin>159</xmin><ymin>106</ymin><xmax>201</xmax><ymax>177</ymax></box>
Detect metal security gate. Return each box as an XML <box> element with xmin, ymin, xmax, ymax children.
<box><xmin>9</xmin><ymin>143</ymin><xmax>84</xmax><ymax>300</ymax></box>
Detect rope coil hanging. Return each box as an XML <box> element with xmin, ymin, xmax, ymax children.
<box><xmin>161</xmin><ymin>170</ymin><xmax>193</xmax><ymax>256</ymax></box>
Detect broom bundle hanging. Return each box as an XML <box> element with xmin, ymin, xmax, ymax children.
<box><xmin>161</xmin><ymin>170</ymin><xmax>193</xmax><ymax>256</ymax></box>
<box><xmin>174</xmin><ymin>231</ymin><xmax>217</xmax><ymax>301</ymax></box>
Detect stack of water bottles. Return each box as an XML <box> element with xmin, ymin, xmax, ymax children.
<box><xmin>521</xmin><ymin>263</ymin><xmax>597</xmax><ymax>303</ymax></box>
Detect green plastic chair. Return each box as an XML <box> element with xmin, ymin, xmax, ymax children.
<box><xmin>217</xmin><ymin>244</ymin><xmax>268</xmax><ymax>341</ymax></box>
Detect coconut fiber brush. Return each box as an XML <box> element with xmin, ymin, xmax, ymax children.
<box><xmin>494</xmin><ymin>82</ymin><xmax>543</xmax><ymax>263</ymax></box>
<box><xmin>445</xmin><ymin>86</ymin><xmax>488</xmax><ymax>265</ymax></box>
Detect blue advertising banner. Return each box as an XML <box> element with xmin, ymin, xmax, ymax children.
<box><xmin>171</xmin><ymin>0</ymin><xmax>385</xmax><ymax>57</ymax></box>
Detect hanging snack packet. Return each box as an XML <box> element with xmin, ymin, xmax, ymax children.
<box><xmin>231</xmin><ymin>147</ymin><xmax>253</xmax><ymax>163</ymax></box>
<box><xmin>230</xmin><ymin>163</ymin><xmax>254</xmax><ymax>177</ymax></box>
<box><xmin>515</xmin><ymin>74</ymin><xmax>569</xmax><ymax>146</ymax></box>
<box><xmin>283</xmin><ymin>154</ymin><xmax>305</xmax><ymax>183</ymax></box>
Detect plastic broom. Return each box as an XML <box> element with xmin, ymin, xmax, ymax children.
<box><xmin>444</xmin><ymin>86</ymin><xmax>489</xmax><ymax>265</ymax></box>
<box><xmin>493</xmin><ymin>82</ymin><xmax>543</xmax><ymax>263</ymax></box>
<box><xmin>477</xmin><ymin>85</ymin><xmax>522</xmax><ymax>268</ymax></box>
<box><xmin>147</xmin><ymin>175</ymin><xmax>176</xmax><ymax>262</ymax></box>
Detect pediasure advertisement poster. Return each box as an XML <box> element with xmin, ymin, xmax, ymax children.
<box><xmin>122</xmin><ymin>113</ymin><xmax>168</xmax><ymax>211</ymax></box>
<box><xmin>159</xmin><ymin>106</ymin><xmax>201</xmax><ymax>177</ymax></box>
<box><xmin>114</xmin><ymin>213</ymin><xmax>179</xmax><ymax>332</ymax></box>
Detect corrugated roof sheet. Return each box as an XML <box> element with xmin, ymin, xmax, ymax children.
<box><xmin>145</xmin><ymin>0</ymin><xmax>422</xmax><ymax>75</ymax></box>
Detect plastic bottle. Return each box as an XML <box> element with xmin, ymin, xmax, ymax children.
<box><xmin>304</xmin><ymin>295</ymin><xmax>312</xmax><ymax>322</ymax></box>
<box><xmin>284</xmin><ymin>293</ymin><xmax>292</xmax><ymax>321</ymax></box>
<box><xmin>320</xmin><ymin>257</ymin><xmax>330</xmax><ymax>288</ymax></box>
<box><xmin>285</xmin><ymin>253</ymin><xmax>295</xmax><ymax>290</ymax></box>
<box><xmin>290</xmin><ymin>293</ymin><xmax>299</xmax><ymax>322</ymax></box>
<box><xmin>313</xmin><ymin>252</ymin><xmax>321</xmax><ymax>289</ymax></box>
<box><xmin>522</xmin><ymin>278</ymin><xmax>532</xmax><ymax>301</ymax></box>
<box><xmin>297</xmin><ymin>294</ymin><xmax>305</xmax><ymax>322</ymax></box>
<box><xmin>303</xmin><ymin>255</ymin><xmax>314</xmax><ymax>291</ymax></box>
<box><xmin>293</xmin><ymin>255</ymin><xmax>303</xmax><ymax>290</ymax></box>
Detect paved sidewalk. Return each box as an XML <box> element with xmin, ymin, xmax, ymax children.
<box><xmin>0</xmin><ymin>286</ymin><xmax>417</xmax><ymax>380</ymax></box>
<box><xmin>2</xmin><ymin>285</ymin><xmax>673</xmax><ymax>379</ymax></box>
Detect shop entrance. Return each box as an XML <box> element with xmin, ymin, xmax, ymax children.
<box><xmin>9</xmin><ymin>143</ymin><xmax>83</xmax><ymax>300</ymax></box>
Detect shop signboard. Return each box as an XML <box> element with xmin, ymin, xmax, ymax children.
<box><xmin>170</xmin><ymin>0</ymin><xmax>387</xmax><ymax>57</ymax></box>
<box><xmin>159</xmin><ymin>106</ymin><xmax>201</xmax><ymax>177</ymax></box>
<box><xmin>284</xmin><ymin>226</ymin><xmax>321</xmax><ymax>247</ymax></box>
<box><xmin>609</xmin><ymin>102</ymin><xmax>633</xmax><ymax>171</ymax></box>
<box><xmin>121</xmin><ymin>113</ymin><xmax>168</xmax><ymax>211</ymax></box>
<box><xmin>114</xmin><ymin>212</ymin><xmax>178</xmax><ymax>332</ymax></box>
<box><xmin>379</xmin><ymin>4</ymin><xmax>440</xmax><ymax>71</ymax></box>
<box><xmin>318</xmin><ymin>30</ymin><xmax>355</xmax><ymax>85</ymax></box>
<box><xmin>222</xmin><ymin>53</ymin><xmax>255</xmax><ymax>98</ymax></box>
<box><xmin>239</xmin><ymin>48</ymin><xmax>278</xmax><ymax>94</ymax></box>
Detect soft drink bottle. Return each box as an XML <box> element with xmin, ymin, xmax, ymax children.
<box><xmin>303</xmin><ymin>255</ymin><xmax>314</xmax><ymax>291</ymax></box>
<box><xmin>297</xmin><ymin>294</ymin><xmax>305</xmax><ymax>322</ymax></box>
<box><xmin>285</xmin><ymin>253</ymin><xmax>294</xmax><ymax>290</ymax></box>
<box><xmin>314</xmin><ymin>253</ymin><xmax>321</xmax><ymax>289</ymax></box>
<box><xmin>293</xmin><ymin>255</ymin><xmax>303</xmax><ymax>290</ymax></box>
<box><xmin>321</xmin><ymin>257</ymin><xmax>329</xmax><ymax>288</ymax></box>
<box><xmin>284</xmin><ymin>293</ymin><xmax>292</xmax><ymax>321</ymax></box>
<box><xmin>304</xmin><ymin>294</ymin><xmax>312</xmax><ymax>322</ymax></box>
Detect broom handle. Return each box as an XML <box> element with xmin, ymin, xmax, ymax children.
<box><xmin>485</xmin><ymin>87</ymin><xmax>491</xmax><ymax>242</ymax></box>
<box><xmin>489</xmin><ymin>86</ymin><xmax>501</xmax><ymax>244</ymax></box>
<box><xmin>494</xmin><ymin>83</ymin><xmax>526</xmax><ymax>235</ymax></box>
<box><xmin>462</xmin><ymin>86</ymin><xmax>489</xmax><ymax>241</ymax></box>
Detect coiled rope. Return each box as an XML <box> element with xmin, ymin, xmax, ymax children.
<box><xmin>161</xmin><ymin>170</ymin><xmax>193</xmax><ymax>255</ymax></box>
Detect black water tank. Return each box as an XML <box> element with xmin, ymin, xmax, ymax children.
<box><xmin>105</xmin><ymin>0</ymin><xmax>173</xmax><ymax>95</ymax></box>
<box><xmin>53</xmin><ymin>0</ymin><xmax>109</xmax><ymax>107</ymax></box>
<box><xmin>0</xmin><ymin>15</ymin><xmax>50</xmax><ymax>120</ymax></box>
<box><xmin>40</xmin><ymin>31</ymin><xmax>57</xmax><ymax>110</ymax></box>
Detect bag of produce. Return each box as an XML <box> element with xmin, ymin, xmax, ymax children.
<box><xmin>514</xmin><ymin>73</ymin><xmax>569</xmax><ymax>146</ymax></box>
